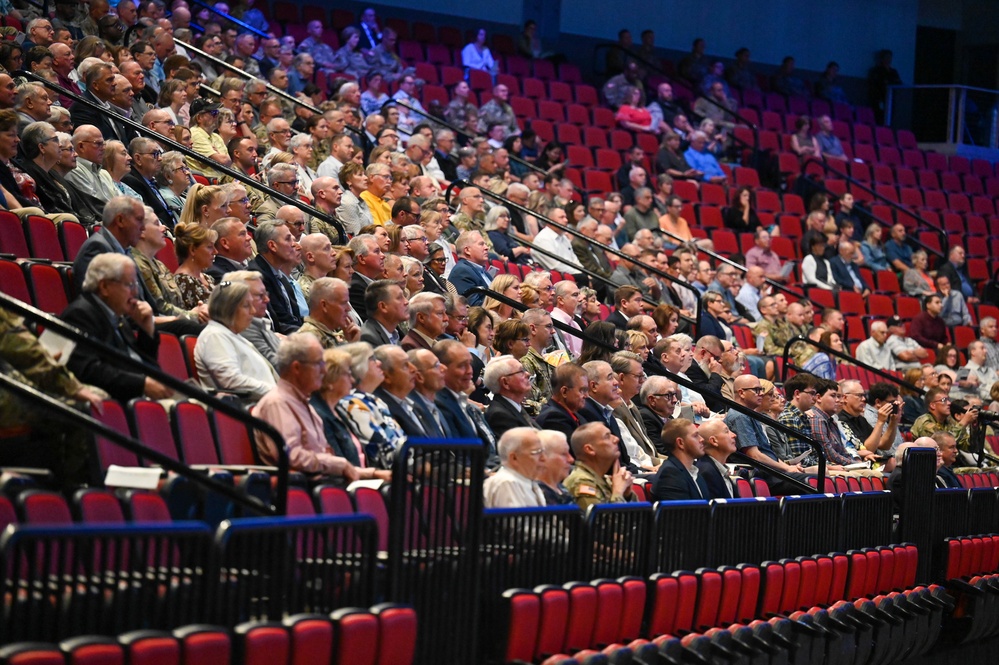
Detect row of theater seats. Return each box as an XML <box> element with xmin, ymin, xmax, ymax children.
<box><xmin>0</xmin><ymin>605</ymin><xmax>417</xmax><ymax>665</ymax></box>
<box><xmin>499</xmin><ymin>544</ymin><xmax>952</xmax><ymax>665</ymax></box>
<box><xmin>956</xmin><ymin>472</ymin><xmax>999</xmax><ymax>489</ymax></box>
<box><xmin>940</xmin><ymin>535</ymin><xmax>999</xmax><ymax>644</ymax></box>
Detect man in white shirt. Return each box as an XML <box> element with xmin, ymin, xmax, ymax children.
<box><xmin>531</xmin><ymin>207</ymin><xmax>580</xmax><ymax>277</ymax></box>
<box><xmin>483</xmin><ymin>427</ymin><xmax>547</xmax><ymax>508</ymax></box>
<box><xmin>884</xmin><ymin>316</ymin><xmax>929</xmax><ymax>372</ymax></box>
<box><xmin>551</xmin><ymin>281</ymin><xmax>583</xmax><ymax>359</ymax></box>
<box><xmin>316</xmin><ymin>132</ymin><xmax>355</xmax><ymax>181</ymax></box>
<box><xmin>956</xmin><ymin>341</ymin><xmax>999</xmax><ymax>402</ymax></box>
<box><xmin>855</xmin><ymin>320</ymin><xmax>893</xmax><ymax>370</ymax></box>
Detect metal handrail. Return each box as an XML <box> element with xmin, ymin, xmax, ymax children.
<box><xmin>175</xmin><ymin>37</ymin><xmax>371</xmax><ymax>151</ymax></box>
<box><xmin>779</xmin><ymin>334</ymin><xmax>926</xmax><ymax>395</ymax></box>
<box><xmin>591</xmin><ymin>43</ymin><xmax>760</xmax><ymax>131</ymax></box>
<box><xmin>0</xmin><ymin>292</ymin><xmax>288</xmax><ymax>515</ymax></box>
<box><xmin>18</xmin><ymin>69</ymin><xmax>348</xmax><ymax>244</ymax></box>
<box><xmin>188</xmin><ymin>0</ymin><xmax>269</xmax><ymax>39</ymax></box>
<box><xmin>443</xmin><ymin>179</ymin><xmax>702</xmax><ymax>330</ymax></box>
<box><xmin>379</xmin><ymin>98</ymin><xmax>547</xmax><ymax>177</ymax></box>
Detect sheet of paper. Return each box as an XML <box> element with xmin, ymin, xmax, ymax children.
<box><xmin>37</xmin><ymin>328</ymin><xmax>76</xmax><ymax>366</ymax></box>
<box><xmin>104</xmin><ymin>465</ymin><xmax>161</xmax><ymax>489</ymax></box>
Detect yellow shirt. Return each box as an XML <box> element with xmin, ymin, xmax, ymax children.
<box><xmin>359</xmin><ymin>190</ymin><xmax>392</xmax><ymax>225</ymax></box>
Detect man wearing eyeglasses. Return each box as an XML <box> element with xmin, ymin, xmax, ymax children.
<box><xmin>483</xmin><ymin>428</ymin><xmax>547</xmax><ymax>508</ymax></box>
<box><xmin>807</xmin><ymin>378</ymin><xmax>881</xmax><ymax>475</ymax></box>
<box><xmin>484</xmin><ymin>356</ymin><xmax>537</xmax><ymax>438</ymax></box>
<box><xmin>520</xmin><ymin>308</ymin><xmax>557</xmax><ymax>416</ymax></box>
<box><xmin>911</xmin><ymin>387</ymin><xmax>978</xmax><ymax>452</ymax></box>
<box><xmin>123</xmin><ymin>136</ymin><xmax>176</xmax><ymax>227</ymax></box>
<box><xmin>635</xmin><ymin>376</ymin><xmax>679</xmax><ymax>455</ymax></box>
<box><xmin>836</xmin><ymin>379</ymin><xmax>899</xmax><ymax>472</ymax></box>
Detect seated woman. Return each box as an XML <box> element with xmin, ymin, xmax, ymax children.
<box><xmin>194</xmin><ymin>279</ymin><xmax>277</xmax><ymax>403</ymax></box>
<box><xmin>461</xmin><ymin>28</ymin><xmax>498</xmax><ymax>75</ymax></box>
<box><xmin>173</xmin><ymin>222</ymin><xmax>218</xmax><ymax>309</ymax></box>
<box><xmin>698</xmin><ymin>118</ymin><xmax>727</xmax><ymax>158</ymax></box>
<box><xmin>801</xmin><ymin>330</ymin><xmax>842</xmax><ymax>380</ymax></box>
<box><xmin>156</xmin><ymin>151</ymin><xmax>191</xmax><ymax>220</ymax></box>
<box><xmin>790</xmin><ymin>116</ymin><xmax>821</xmax><ymax>163</ymax></box>
<box><xmin>100</xmin><ymin>140</ymin><xmax>143</xmax><ymax>201</ymax></box>
<box><xmin>484</xmin><ymin>274</ymin><xmax>522</xmax><ymax>321</ymax></box>
<box><xmin>309</xmin><ymin>347</ymin><xmax>394</xmax><ymax>482</ymax></box>
<box><xmin>899</xmin><ymin>368</ymin><xmax>926</xmax><ymax>426</ymax></box>
<box><xmin>400</xmin><ymin>256</ymin><xmax>424</xmax><ymax>298</ymax></box>
<box><xmin>615</xmin><ymin>85</ymin><xmax>654</xmax><ymax>133</ymax></box>
<box><xmin>360</xmin><ymin>72</ymin><xmax>389</xmax><ymax>117</ymax></box>
<box><xmin>493</xmin><ymin>319</ymin><xmax>531</xmax><ymax>359</ymax></box>
<box><xmin>158</xmin><ymin>80</ymin><xmax>188</xmax><ymax>127</ymax></box>
<box><xmin>130</xmin><ymin>205</ymin><xmax>207</xmax><ymax>322</ymax></box>
<box><xmin>655</xmin><ymin>131</ymin><xmax>701</xmax><ymax>181</ymax></box>
<box><xmin>331</xmin><ymin>27</ymin><xmax>372</xmax><ymax>80</ymax></box>
<box><xmin>338</xmin><ymin>342</ymin><xmax>407</xmax><ymax>470</ymax></box>
<box><xmin>579</xmin><ymin>288</ymin><xmax>603</xmax><ymax>328</ymax></box>
<box><xmin>577</xmin><ymin>321</ymin><xmax>618</xmax><ymax>364</ymax></box>
<box><xmin>623</xmin><ymin>330</ymin><xmax>650</xmax><ymax>362</ymax></box>
<box><xmin>902</xmin><ymin>249</ymin><xmax>936</xmax><ymax>296</ymax></box>
<box><xmin>860</xmin><ymin>223</ymin><xmax>889</xmax><ymax>272</ymax></box>
<box><xmin>484</xmin><ymin>206</ymin><xmax>531</xmax><ymax>265</ymax></box>
<box><xmin>652</xmin><ymin>303</ymin><xmax>681</xmax><ymax>338</ymax></box>
<box><xmin>723</xmin><ymin>185</ymin><xmax>761</xmax><ymax>232</ymax></box>
<box><xmin>178</xmin><ymin>183</ymin><xmax>228</xmax><ymax>229</ymax></box>
<box><xmin>289</xmin><ymin>133</ymin><xmax>318</xmax><ymax>199</ymax></box>
<box><xmin>468</xmin><ymin>306</ymin><xmax>498</xmax><ymax>364</ymax></box>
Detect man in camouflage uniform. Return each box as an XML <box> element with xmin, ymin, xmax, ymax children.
<box><xmin>519</xmin><ymin>308</ymin><xmax>556</xmax><ymax>417</ymax></box>
<box><xmin>564</xmin><ymin>422</ymin><xmax>637</xmax><ymax>508</ymax></box>
<box><xmin>911</xmin><ymin>386</ymin><xmax>977</xmax><ymax>452</ymax></box>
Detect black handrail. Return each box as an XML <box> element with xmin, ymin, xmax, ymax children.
<box><xmin>800</xmin><ymin>160</ymin><xmax>946</xmax><ymax>260</ymax></box>
<box><xmin>779</xmin><ymin>334</ymin><xmax>926</xmax><ymax>395</ymax></box>
<box><xmin>473</xmin><ymin>284</ymin><xmax>823</xmax><ymax>491</ymax></box>
<box><xmin>654</xmin><ymin>226</ymin><xmax>805</xmax><ymax>300</ymax></box>
<box><xmin>187</xmin><ymin>0</ymin><xmax>269</xmax><ymax>39</ymax></box>
<box><xmin>443</xmin><ymin>179</ymin><xmax>702</xmax><ymax>330</ymax></box>
<box><xmin>592</xmin><ymin>43</ymin><xmax>761</xmax><ymax>132</ymax></box>
<box><xmin>175</xmin><ymin>37</ymin><xmax>371</xmax><ymax>151</ymax></box>
<box><xmin>379</xmin><ymin>98</ymin><xmax>546</xmax><ymax>177</ymax></box>
<box><xmin>18</xmin><ymin>69</ymin><xmax>348</xmax><ymax>244</ymax></box>
<box><xmin>0</xmin><ymin>292</ymin><xmax>288</xmax><ymax>515</ymax></box>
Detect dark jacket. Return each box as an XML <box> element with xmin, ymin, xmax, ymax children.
<box><xmin>686</xmin><ymin>362</ymin><xmax>725</xmax><ymax>412</ymax></box>
<box><xmin>400</xmin><ymin>329</ymin><xmax>434</xmax><ymax>352</ymax></box>
<box><xmin>247</xmin><ymin>254</ymin><xmax>302</xmax><ymax>334</ymax></box>
<box><xmin>60</xmin><ymin>292</ymin><xmax>160</xmax><ymax>402</ymax></box>
<box><xmin>485</xmin><ymin>395</ymin><xmax>535</xmax><ymax>439</ymax></box>
<box><xmin>374</xmin><ymin>387</ymin><xmax>428</xmax><ymax>439</ymax></box>
<box><xmin>650</xmin><ymin>454</ymin><xmax>709</xmax><ymax>501</ymax></box>
<box><xmin>535</xmin><ymin>400</ymin><xmax>582</xmax><ymax>441</ymax></box>
<box><xmin>830</xmin><ymin>256</ymin><xmax>869</xmax><ymax>292</ymax></box>
<box><xmin>360</xmin><ymin>318</ymin><xmax>396</xmax><ymax>347</ymax></box>
<box><xmin>635</xmin><ymin>401</ymin><xmax>667</xmax><ymax>455</ymax></box>
<box><xmin>410</xmin><ymin>391</ymin><xmax>450</xmax><ymax>438</ymax></box>
<box><xmin>122</xmin><ymin>167</ymin><xmax>177</xmax><ymax>228</ymax></box>
<box><xmin>578</xmin><ymin>397</ymin><xmax>633</xmax><ymax>471</ymax></box>
<box><xmin>69</xmin><ymin>90</ymin><xmax>128</xmax><ymax>143</ymax></box>
<box><xmin>697</xmin><ymin>312</ymin><xmax>728</xmax><ymax>341</ymax></box>
<box><xmin>434</xmin><ymin>388</ymin><xmax>478</xmax><ymax>440</ymax></box>
<box><xmin>605</xmin><ymin>310</ymin><xmax>629</xmax><ymax>330</ymax></box>
<box><xmin>349</xmin><ymin>272</ymin><xmax>371</xmax><ymax>321</ymax></box>
<box><xmin>695</xmin><ymin>456</ymin><xmax>733</xmax><ymax>499</ymax></box>
<box><xmin>206</xmin><ymin>255</ymin><xmax>245</xmax><ymax>284</ymax></box>
<box><xmin>17</xmin><ymin>158</ymin><xmax>74</xmax><ymax>215</ymax></box>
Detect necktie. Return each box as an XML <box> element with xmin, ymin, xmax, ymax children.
<box><xmin>428</xmin><ymin>401</ymin><xmax>451</xmax><ymax>437</ymax></box>
<box><xmin>402</xmin><ymin>398</ymin><xmax>426</xmax><ymax>436</ymax></box>
<box><xmin>116</xmin><ymin>319</ymin><xmax>143</xmax><ymax>362</ymax></box>
<box><xmin>277</xmin><ymin>273</ymin><xmax>300</xmax><ymax>317</ymax></box>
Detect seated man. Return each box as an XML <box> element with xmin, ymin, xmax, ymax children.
<box><xmin>482</xmin><ymin>427</ymin><xmax>547</xmax><ymax>508</ymax></box>
<box><xmin>837</xmin><ymin>379</ymin><xmax>899</xmax><ymax>471</ymax></box>
<box><xmin>484</xmin><ymin>355</ymin><xmax>537</xmax><ymax>438</ymax></box>
<box><xmin>253</xmin><ymin>334</ymin><xmax>366</xmax><ymax>481</ymax></box>
<box><xmin>934</xmin><ymin>431</ymin><xmax>963</xmax><ymax>488</ymax></box>
<box><xmin>854</xmin><ymin>321</ymin><xmax>893</xmax><ymax>370</ymax></box>
<box><xmin>696</xmin><ymin>418</ymin><xmax>738</xmax><ymax>499</ymax></box>
<box><xmin>433</xmin><ymin>339</ymin><xmax>499</xmax><ymax>466</ymax></box>
<box><xmin>360</xmin><ymin>279</ymin><xmax>409</xmax><ymax>347</ymax></box>
<box><xmin>884</xmin><ymin>315</ymin><xmax>929</xmax><ymax>371</ymax></box>
<box><xmin>372</xmin><ymin>345</ymin><xmax>428</xmax><ymax>439</ymax></box>
<box><xmin>60</xmin><ymin>253</ymin><xmax>171</xmax><ymax>402</ymax></box>
<box><xmin>682</xmin><ymin>131</ymin><xmax>726</xmax><ymax>184</ymax></box>
<box><xmin>401</xmin><ymin>292</ymin><xmax>447</xmax><ymax>351</ymax></box>
<box><xmin>649</xmin><ymin>418</ymin><xmax>709</xmax><ymax>501</ymax></box>
<box><xmin>298</xmin><ymin>277</ymin><xmax>358</xmax><ymax>348</ymax></box>
<box><xmin>955</xmin><ymin>340</ymin><xmax>999</xmax><ymax>402</ymax></box>
<box><xmin>808</xmin><ymin>379</ymin><xmax>881</xmax><ymax>476</ymax></box>
<box><xmin>910</xmin><ymin>387</ymin><xmax>978</xmax><ymax>451</ymax></box>
<box><xmin>908</xmin><ymin>293</ymin><xmax>949</xmax><ymax>351</ymax></box>
<box><xmin>247</xmin><ymin>221</ymin><xmax>304</xmax><ymax>334</ymax></box>
<box><xmin>635</xmin><ymin>376</ymin><xmax>679</xmax><ymax>455</ymax></box>
<box><xmin>563</xmin><ymin>422</ymin><xmax>637</xmax><ymax>508</ymax></box>
<box><xmin>536</xmin><ymin>363</ymin><xmax>590</xmax><ymax>441</ymax></box>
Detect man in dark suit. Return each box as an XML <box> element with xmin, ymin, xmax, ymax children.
<box><xmin>536</xmin><ymin>364</ymin><xmax>590</xmax><ymax>441</ymax></box>
<box><xmin>247</xmin><ymin>221</ymin><xmax>303</xmax><ymax>334</ymax></box>
<box><xmin>447</xmin><ymin>231</ymin><xmax>494</xmax><ymax>307</ymax></box>
<box><xmin>483</xmin><ymin>356</ymin><xmax>537</xmax><ymax>439</ymax></box>
<box><xmin>408</xmin><ymin>348</ymin><xmax>452</xmax><ymax>438</ymax></box>
<box><xmin>934</xmin><ymin>432</ymin><xmax>963</xmax><ymax>489</ymax></box>
<box><xmin>687</xmin><ymin>335</ymin><xmax>727</xmax><ymax>412</ymax></box>
<box><xmin>433</xmin><ymin>340</ymin><xmax>499</xmax><ymax>467</ymax></box>
<box><xmin>69</xmin><ymin>62</ymin><xmax>129</xmax><ymax>143</ymax></box>
<box><xmin>829</xmin><ymin>240</ymin><xmax>871</xmax><ymax>296</ymax></box>
<box><xmin>577</xmin><ymin>360</ymin><xmax>634</xmax><ymax>472</ymax></box>
<box><xmin>60</xmin><ymin>253</ymin><xmax>172</xmax><ymax>402</ymax></box>
<box><xmin>400</xmin><ymin>292</ymin><xmax>446</xmax><ymax>352</ymax></box>
<box><xmin>605</xmin><ymin>285</ymin><xmax>645</xmax><ymax>330</ymax></box>
<box><xmin>432</xmin><ymin>129</ymin><xmax>458</xmax><ymax>182</ymax></box>
<box><xmin>649</xmin><ymin>418</ymin><xmax>710</xmax><ymax>501</ymax></box>
<box><xmin>347</xmin><ymin>233</ymin><xmax>386</xmax><ymax>320</ymax></box>
<box><xmin>360</xmin><ymin>280</ymin><xmax>408</xmax><ymax>347</ymax></box>
<box><xmin>695</xmin><ymin>417</ymin><xmax>737</xmax><ymax>499</ymax></box>
<box><xmin>72</xmin><ymin>196</ymin><xmax>146</xmax><ymax>290</ymax></box>
<box><xmin>635</xmin><ymin>375</ymin><xmax>679</xmax><ymax>456</ymax></box>
<box><xmin>936</xmin><ymin>246</ymin><xmax>975</xmax><ymax>302</ymax></box>
<box><xmin>121</xmin><ymin>136</ymin><xmax>178</xmax><ymax>228</ymax></box>
<box><xmin>206</xmin><ymin>218</ymin><xmax>253</xmax><ymax>283</ymax></box>
<box><xmin>373</xmin><ymin>346</ymin><xmax>428</xmax><ymax>439</ymax></box>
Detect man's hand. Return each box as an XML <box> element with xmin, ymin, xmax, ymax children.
<box><xmin>128</xmin><ymin>300</ymin><xmax>156</xmax><ymax>337</ymax></box>
<box><xmin>693</xmin><ymin>402</ymin><xmax>710</xmax><ymax>417</ymax></box>
<box><xmin>459</xmin><ymin>330</ymin><xmax>477</xmax><ymax>348</ymax></box>
<box><xmin>143</xmin><ymin>377</ymin><xmax>173</xmax><ymax>400</ymax></box>
<box><xmin>876</xmin><ymin>401</ymin><xmax>893</xmax><ymax>424</ymax></box>
<box><xmin>610</xmin><ymin>460</ymin><xmax>633</xmax><ymax>497</ymax></box>
<box><xmin>343</xmin><ymin>463</ymin><xmax>361</xmax><ymax>483</ymax></box>
<box><xmin>959</xmin><ymin>407</ymin><xmax>980</xmax><ymax>428</ymax></box>
<box><xmin>341</xmin><ymin>318</ymin><xmax>361</xmax><ymax>342</ymax></box>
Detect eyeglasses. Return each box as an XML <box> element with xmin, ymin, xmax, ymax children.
<box><xmin>138</xmin><ymin>150</ymin><xmax>163</xmax><ymax>158</ymax></box>
<box><xmin>800</xmin><ymin>390</ymin><xmax>819</xmax><ymax>396</ymax></box>
<box><xmin>502</xmin><ymin>368</ymin><xmax>528</xmax><ymax>378</ymax></box>
<box><xmin>654</xmin><ymin>392</ymin><xmax>680</xmax><ymax>400</ymax></box>
<box><xmin>115</xmin><ymin>279</ymin><xmax>140</xmax><ymax>291</ymax></box>
<box><xmin>41</xmin><ymin>135</ymin><xmax>60</xmax><ymax>144</ymax></box>
<box><xmin>276</xmin><ymin>180</ymin><xmax>299</xmax><ymax>187</ymax></box>
<box><xmin>740</xmin><ymin>386</ymin><xmax>765</xmax><ymax>394</ymax></box>
<box><xmin>526</xmin><ymin>448</ymin><xmax>545</xmax><ymax>457</ymax></box>
<box><xmin>80</xmin><ymin>139</ymin><xmax>106</xmax><ymax>147</ymax></box>
<box><xmin>429</xmin><ymin>257</ymin><xmax>447</xmax><ymax>264</ymax></box>
<box><xmin>300</xmin><ymin>359</ymin><xmax>327</xmax><ymax>368</ymax></box>
<box><xmin>843</xmin><ymin>392</ymin><xmax>867</xmax><ymax>400</ymax></box>
<box><xmin>933</xmin><ymin>397</ymin><xmax>951</xmax><ymax>404</ymax></box>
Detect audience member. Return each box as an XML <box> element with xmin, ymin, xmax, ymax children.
<box><xmin>483</xmin><ymin>427</ymin><xmax>547</xmax><ymax>508</ymax></box>
<box><xmin>564</xmin><ymin>422</ymin><xmax>636</xmax><ymax>508</ymax></box>
<box><xmin>484</xmin><ymin>355</ymin><xmax>537</xmax><ymax>437</ymax></box>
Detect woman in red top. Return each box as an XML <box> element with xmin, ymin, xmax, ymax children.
<box><xmin>615</xmin><ymin>86</ymin><xmax>654</xmax><ymax>133</ymax></box>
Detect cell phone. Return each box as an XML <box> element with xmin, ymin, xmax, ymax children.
<box><xmin>890</xmin><ymin>402</ymin><xmax>899</xmax><ymax>415</ymax></box>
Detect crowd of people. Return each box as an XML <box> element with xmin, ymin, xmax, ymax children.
<box><xmin>0</xmin><ymin>0</ymin><xmax>992</xmax><ymax>505</ymax></box>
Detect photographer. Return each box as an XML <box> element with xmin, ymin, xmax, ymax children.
<box><xmin>836</xmin><ymin>379</ymin><xmax>900</xmax><ymax>473</ymax></box>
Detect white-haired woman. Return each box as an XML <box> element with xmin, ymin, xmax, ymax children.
<box><xmin>289</xmin><ymin>133</ymin><xmax>318</xmax><ymax>199</ymax></box>
<box><xmin>338</xmin><ymin>342</ymin><xmax>406</xmax><ymax>470</ymax></box>
<box><xmin>193</xmin><ymin>279</ymin><xmax>277</xmax><ymax>402</ymax></box>
<box><xmin>156</xmin><ymin>151</ymin><xmax>191</xmax><ymax>219</ymax></box>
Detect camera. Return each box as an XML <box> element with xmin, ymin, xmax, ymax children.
<box><xmin>976</xmin><ymin>410</ymin><xmax>999</xmax><ymax>423</ymax></box>
<box><xmin>890</xmin><ymin>402</ymin><xmax>899</xmax><ymax>416</ymax></box>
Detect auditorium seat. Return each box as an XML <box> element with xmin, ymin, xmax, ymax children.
<box><xmin>24</xmin><ymin>216</ymin><xmax>64</xmax><ymax>262</ymax></box>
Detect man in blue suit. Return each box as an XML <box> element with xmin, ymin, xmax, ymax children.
<box><xmin>433</xmin><ymin>339</ymin><xmax>499</xmax><ymax>468</ymax></box>
<box><xmin>247</xmin><ymin>221</ymin><xmax>304</xmax><ymax>334</ymax></box>
<box><xmin>447</xmin><ymin>230</ymin><xmax>494</xmax><ymax>306</ymax></box>
<box><xmin>830</xmin><ymin>240</ymin><xmax>871</xmax><ymax>296</ymax></box>
<box><xmin>650</xmin><ymin>418</ymin><xmax>711</xmax><ymax>501</ymax></box>
<box><xmin>408</xmin><ymin>348</ymin><xmax>452</xmax><ymax>439</ymax></box>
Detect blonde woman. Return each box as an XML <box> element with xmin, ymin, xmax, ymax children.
<box><xmin>178</xmin><ymin>183</ymin><xmax>228</xmax><ymax>228</ymax></box>
<box><xmin>173</xmin><ymin>222</ymin><xmax>218</xmax><ymax>309</ymax></box>
<box><xmin>483</xmin><ymin>274</ymin><xmax>521</xmax><ymax>320</ymax></box>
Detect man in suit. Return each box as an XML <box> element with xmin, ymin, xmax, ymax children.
<box><xmin>72</xmin><ymin>196</ymin><xmax>146</xmax><ymax>290</ymax></box>
<box><xmin>447</xmin><ymin>230</ymin><xmax>494</xmax><ymax>306</ymax></box>
<box><xmin>686</xmin><ymin>335</ymin><xmax>726</xmax><ymax>412</ymax></box>
<box><xmin>695</xmin><ymin>417</ymin><xmax>737</xmax><ymax>499</ymax></box>
<box><xmin>408</xmin><ymin>348</ymin><xmax>451</xmax><ymax>438</ymax></box>
<box><xmin>206</xmin><ymin>218</ymin><xmax>253</xmax><ymax>283</ymax></box>
<box><xmin>606</xmin><ymin>285</ymin><xmax>645</xmax><ymax>330</ymax></box>
<box><xmin>535</xmin><ymin>363</ymin><xmax>589</xmax><ymax>441</ymax></box>
<box><xmin>373</xmin><ymin>346</ymin><xmax>428</xmax><ymax>439</ymax></box>
<box><xmin>611</xmin><ymin>353</ymin><xmax>664</xmax><ymax>469</ymax></box>
<box><xmin>578</xmin><ymin>360</ymin><xmax>635</xmax><ymax>472</ymax></box>
<box><xmin>247</xmin><ymin>221</ymin><xmax>304</xmax><ymax>334</ymax></box>
<box><xmin>830</xmin><ymin>240</ymin><xmax>871</xmax><ymax>296</ymax></box>
<box><xmin>635</xmin><ymin>376</ymin><xmax>679</xmax><ymax>455</ymax></box>
<box><xmin>69</xmin><ymin>61</ymin><xmax>129</xmax><ymax>143</ymax></box>
<box><xmin>433</xmin><ymin>340</ymin><xmax>499</xmax><ymax>467</ymax></box>
<box><xmin>484</xmin><ymin>355</ymin><xmax>537</xmax><ymax>438</ymax></box>
<box><xmin>572</xmin><ymin>219</ymin><xmax>614</xmax><ymax>286</ymax></box>
<box><xmin>934</xmin><ymin>431</ymin><xmax>963</xmax><ymax>489</ymax></box>
<box><xmin>122</xmin><ymin>136</ymin><xmax>177</xmax><ymax>228</ymax></box>
<box><xmin>347</xmin><ymin>233</ymin><xmax>386</xmax><ymax>320</ymax></box>
<box><xmin>650</xmin><ymin>418</ymin><xmax>710</xmax><ymax>501</ymax></box>
<box><xmin>360</xmin><ymin>280</ymin><xmax>408</xmax><ymax>347</ymax></box>
<box><xmin>60</xmin><ymin>253</ymin><xmax>172</xmax><ymax>402</ymax></box>
<box><xmin>401</xmin><ymin>292</ymin><xmax>446</xmax><ymax>351</ymax></box>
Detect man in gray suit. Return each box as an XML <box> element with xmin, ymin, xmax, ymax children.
<box><xmin>360</xmin><ymin>279</ymin><xmax>409</xmax><ymax>346</ymax></box>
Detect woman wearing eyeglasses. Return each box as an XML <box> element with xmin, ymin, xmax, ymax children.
<box><xmin>494</xmin><ymin>320</ymin><xmax>531</xmax><ymax>360</ymax></box>
<box><xmin>156</xmin><ymin>151</ymin><xmax>191</xmax><ymax>219</ymax></box>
